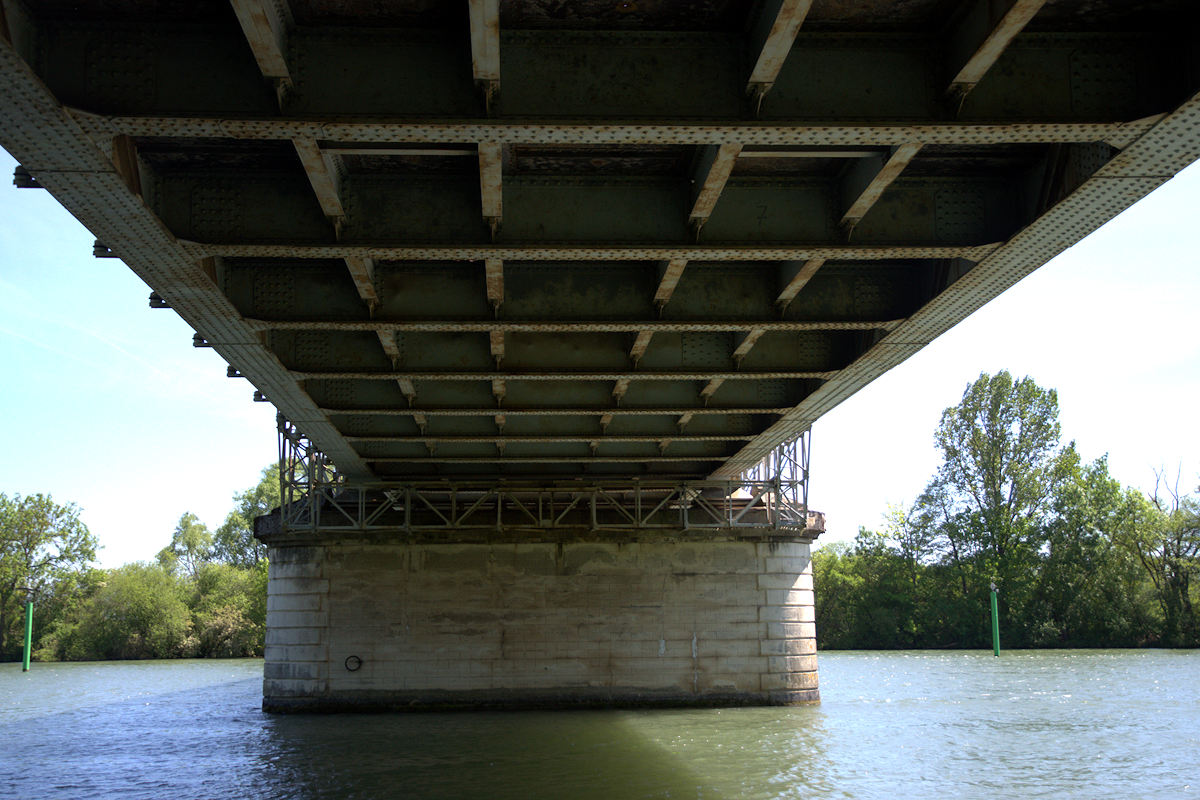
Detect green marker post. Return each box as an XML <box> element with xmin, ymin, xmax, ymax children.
<box><xmin>989</xmin><ymin>580</ymin><xmax>1000</xmax><ymax>657</ymax></box>
<box><xmin>22</xmin><ymin>598</ymin><xmax>33</xmax><ymax>672</ymax></box>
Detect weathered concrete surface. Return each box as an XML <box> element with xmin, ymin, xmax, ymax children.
<box><xmin>263</xmin><ymin>537</ymin><xmax>817</xmax><ymax>711</ymax></box>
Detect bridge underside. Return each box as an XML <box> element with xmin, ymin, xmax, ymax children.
<box><xmin>2</xmin><ymin>0</ymin><xmax>1198</xmax><ymax>709</ymax></box>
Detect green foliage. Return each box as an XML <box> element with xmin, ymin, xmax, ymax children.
<box><xmin>814</xmin><ymin>372</ymin><xmax>1199</xmax><ymax>650</ymax></box>
<box><xmin>187</xmin><ymin>561</ymin><xmax>268</xmax><ymax>657</ymax></box>
<box><xmin>20</xmin><ymin>466</ymin><xmax>278</xmax><ymax>662</ymax></box>
<box><xmin>812</xmin><ymin>543</ymin><xmax>859</xmax><ymax>649</ymax></box>
<box><xmin>1117</xmin><ymin>477</ymin><xmax>1200</xmax><ymax>646</ymax></box>
<box><xmin>212</xmin><ymin>464</ymin><xmax>279</xmax><ymax>568</ymax></box>
<box><xmin>42</xmin><ymin>563</ymin><xmax>192</xmax><ymax>660</ymax></box>
<box><xmin>0</xmin><ymin>493</ymin><xmax>97</xmax><ymax>659</ymax></box>
<box><xmin>156</xmin><ymin>512</ymin><xmax>213</xmax><ymax>579</ymax></box>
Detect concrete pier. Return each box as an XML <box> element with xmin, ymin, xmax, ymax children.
<box><xmin>262</xmin><ymin>535</ymin><xmax>817</xmax><ymax>712</ymax></box>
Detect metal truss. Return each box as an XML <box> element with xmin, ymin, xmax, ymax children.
<box><xmin>276</xmin><ymin>416</ymin><xmax>817</xmax><ymax>535</ymax></box>
<box><xmin>741</xmin><ymin>429</ymin><xmax>810</xmax><ymax>511</ymax></box>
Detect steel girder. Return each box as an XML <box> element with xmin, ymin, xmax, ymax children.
<box><xmin>2</xmin><ymin>0</ymin><xmax>1199</xmax><ymax>488</ymax></box>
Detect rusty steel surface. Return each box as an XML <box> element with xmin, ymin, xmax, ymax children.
<box><xmin>2</xmin><ymin>0</ymin><xmax>1198</xmax><ymax>486</ymax></box>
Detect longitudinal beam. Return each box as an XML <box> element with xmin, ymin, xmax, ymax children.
<box><xmin>365</xmin><ymin>456</ymin><xmax>728</xmax><ymax>464</ymax></box>
<box><xmin>246</xmin><ymin>319</ymin><xmax>903</xmax><ymax>333</ymax></box>
<box><xmin>71</xmin><ymin>112</ymin><xmax>1161</xmax><ymax>150</ymax></box>
<box><xmin>324</xmin><ymin>407</ymin><xmax>792</xmax><ymax>417</ymax></box>
<box><xmin>299</xmin><ymin>370</ymin><xmax>837</xmax><ymax>381</ymax></box>
<box><xmin>197</xmin><ymin>244</ymin><xmax>1000</xmax><ymax>262</ymax></box>
<box><xmin>346</xmin><ymin>435</ymin><xmax>755</xmax><ymax>443</ymax></box>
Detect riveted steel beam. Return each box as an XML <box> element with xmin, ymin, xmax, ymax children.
<box><xmin>71</xmin><ymin>114</ymin><xmax>1168</xmax><ymax>156</ymax></box>
<box><xmin>346</xmin><ymin>434</ymin><xmax>756</xmax><ymax>443</ymax></box>
<box><xmin>70</xmin><ymin>111</ymin><xmax>1164</xmax><ymax>150</ymax></box>
<box><xmin>7</xmin><ymin>4</ymin><xmax>1199</xmax><ymax>493</ymax></box>
<box><xmin>323</xmin><ymin>407</ymin><xmax>792</xmax><ymax>417</ymax></box>
<box><xmin>196</xmin><ymin>243</ymin><xmax>1001</xmax><ymax>262</ymax></box>
<box><xmin>364</xmin><ymin>455</ymin><xmax>728</xmax><ymax>464</ymax></box>
<box><xmin>244</xmin><ymin>319</ymin><xmax>903</xmax><ymax>333</ymax></box>
<box><xmin>297</xmin><ymin>369</ymin><xmax>837</xmax><ymax>382</ymax></box>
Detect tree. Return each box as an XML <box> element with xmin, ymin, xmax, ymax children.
<box><xmin>1119</xmin><ymin>474</ymin><xmax>1200</xmax><ymax>646</ymax></box>
<box><xmin>1032</xmin><ymin>455</ymin><xmax>1152</xmax><ymax>646</ymax></box>
<box><xmin>0</xmin><ymin>493</ymin><xmax>97</xmax><ymax>658</ymax></box>
<box><xmin>812</xmin><ymin>542</ymin><xmax>859</xmax><ymax>649</ymax></box>
<box><xmin>188</xmin><ymin>561</ymin><xmax>268</xmax><ymax>657</ymax></box>
<box><xmin>156</xmin><ymin>512</ymin><xmax>213</xmax><ymax>580</ymax></box>
<box><xmin>918</xmin><ymin>371</ymin><xmax>1071</xmax><ymax>642</ymax></box>
<box><xmin>212</xmin><ymin>464</ymin><xmax>279</xmax><ymax>567</ymax></box>
<box><xmin>44</xmin><ymin>563</ymin><xmax>191</xmax><ymax>660</ymax></box>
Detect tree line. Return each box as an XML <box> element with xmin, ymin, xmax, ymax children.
<box><xmin>0</xmin><ymin>466</ymin><xmax>278</xmax><ymax>662</ymax></box>
<box><xmin>815</xmin><ymin>371</ymin><xmax>1199</xmax><ymax>650</ymax></box>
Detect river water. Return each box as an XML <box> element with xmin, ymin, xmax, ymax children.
<box><xmin>3</xmin><ymin>650</ymin><xmax>1197</xmax><ymax>798</ymax></box>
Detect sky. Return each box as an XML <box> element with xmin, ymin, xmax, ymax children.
<box><xmin>1</xmin><ymin>148</ymin><xmax>1198</xmax><ymax>566</ymax></box>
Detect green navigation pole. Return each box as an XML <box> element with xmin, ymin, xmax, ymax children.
<box><xmin>989</xmin><ymin>580</ymin><xmax>1000</xmax><ymax>657</ymax></box>
<box><xmin>21</xmin><ymin>581</ymin><xmax>34</xmax><ymax>672</ymax></box>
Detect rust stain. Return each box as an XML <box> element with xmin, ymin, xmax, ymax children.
<box><xmin>841</xmin><ymin>143</ymin><xmax>922</xmax><ymax>227</ymax></box>
<box><xmin>478</xmin><ymin>142</ymin><xmax>503</xmax><ymax>222</ymax></box>
<box><xmin>690</xmin><ymin>144</ymin><xmax>742</xmax><ymax>221</ymax></box>
<box><xmin>776</xmin><ymin>258</ymin><xmax>826</xmax><ymax>308</ymax></box>
<box><xmin>653</xmin><ymin>258</ymin><xmax>688</xmax><ymax>307</ymax></box>
<box><xmin>951</xmin><ymin>0</ymin><xmax>1048</xmax><ymax>92</ymax></box>
<box><xmin>629</xmin><ymin>331</ymin><xmax>654</xmax><ymax>363</ymax></box>
<box><xmin>484</xmin><ymin>258</ymin><xmax>504</xmax><ymax>308</ymax></box>
<box><xmin>293</xmin><ymin>137</ymin><xmax>345</xmax><ymax>219</ymax></box>
<box><xmin>732</xmin><ymin>328</ymin><xmax>767</xmax><ymax>363</ymax></box>
<box><xmin>748</xmin><ymin>0</ymin><xmax>814</xmax><ymax>87</ymax></box>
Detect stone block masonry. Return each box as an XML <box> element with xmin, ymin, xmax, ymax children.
<box><xmin>262</xmin><ymin>535</ymin><xmax>817</xmax><ymax>711</ymax></box>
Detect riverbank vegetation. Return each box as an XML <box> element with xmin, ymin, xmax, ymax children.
<box><xmin>815</xmin><ymin>371</ymin><xmax>1199</xmax><ymax>650</ymax></box>
<box><xmin>0</xmin><ymin>467</ymin><xmax>277</xmax><ymax>661</ymax></box>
